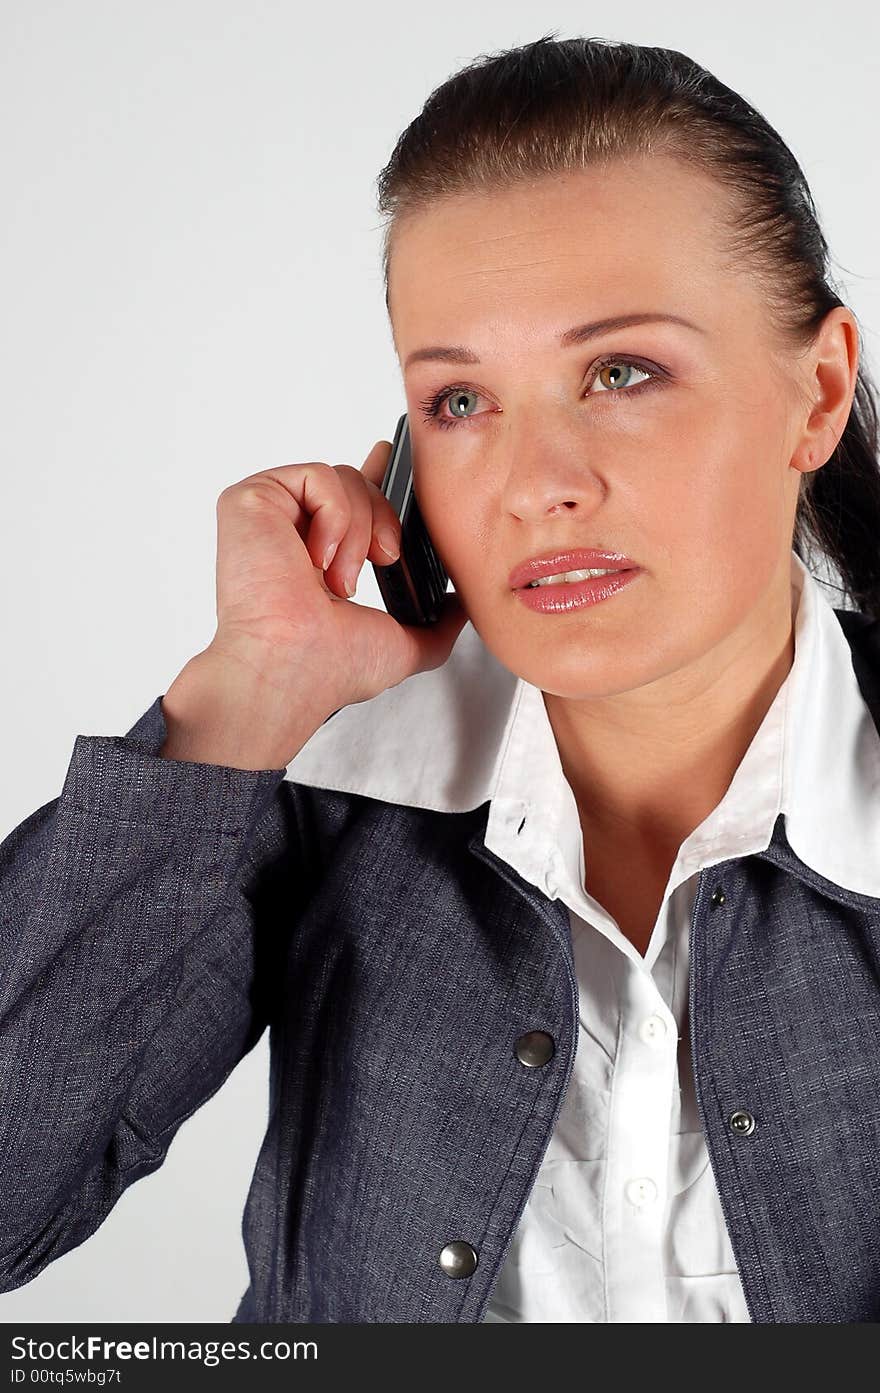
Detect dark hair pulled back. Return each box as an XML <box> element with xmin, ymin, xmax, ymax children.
<box><xmin>376</xmin><ymin>33</ymin><xmax>880</xmax><ymax>618</ymax></box>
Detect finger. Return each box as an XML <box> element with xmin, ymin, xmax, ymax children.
<box><xmin>229</xmin><ymin>462</ymin><xmax>351</xmax><ymax>553</ymax></box>
<box><xmin>358</xmin><ymin>440</ymin><xmax>403</xmax><ymax>561</ymax></box>
<box><xmin>328</xmin><ymin>472</ymin><xmax>400</xmax><ymax>599</ymax></box>
<box><xmin>360</xmin><ymin>438</ymin><xmax>393</xmax><ymax>489</ymax></box>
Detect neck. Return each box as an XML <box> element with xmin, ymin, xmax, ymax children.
<box><xmin>542</xmin><ymin>562</ymin><xmax>798</xmax><ymax>858</ymax></box>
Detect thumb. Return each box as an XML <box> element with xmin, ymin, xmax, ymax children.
<box><xmin>412</xmin><ymin>590</ymin><xmax>470</xmax><ymax>670</ymax></box>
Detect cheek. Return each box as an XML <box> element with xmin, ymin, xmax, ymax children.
<box><xmin>416</xmin><ymin>473</ymin><xmax>487</xmax><ymax>584</ymax></box>
<box><xmin>637</xmin><ymin>402</ymin><xmax>791</xmax><ymax>619</ymax></box>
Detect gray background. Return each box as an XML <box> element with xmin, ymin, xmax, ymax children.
<box><xmin>1</xmin><ymin>0</ymin><xmax>877</xmax><ymax>1321</ymax></box>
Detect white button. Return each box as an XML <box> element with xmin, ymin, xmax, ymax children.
<box><xmin>625</xmin><ymin>1177</ymin><xmax>658</xmax><ymax>1208</ymax></box>
<box><xmin>638</xmin><ymin>1014</ymin><xmax>669</xmax><ymax>1047</ymax></box>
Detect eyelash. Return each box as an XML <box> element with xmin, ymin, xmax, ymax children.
<box><xmin>417</xmin><ymin>355</ymin><xmax>666</xmax><ymax>430</ymax></box>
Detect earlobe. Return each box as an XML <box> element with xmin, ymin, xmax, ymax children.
<box><xmin>789</xmin><ymin>439</ymin><xmax>822</xmax><ymax>479</ymax></box>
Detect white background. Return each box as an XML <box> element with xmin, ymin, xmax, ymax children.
<box><xmin>1</xmin><ymin>0</ymin><xmax>877</xmax><ymax>1321</ymax></box>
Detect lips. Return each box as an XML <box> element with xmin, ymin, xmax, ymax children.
<box><xmin>508</xmin><ymin>548</ymin><xmax>640</xmax><ymax>590</ymax></box>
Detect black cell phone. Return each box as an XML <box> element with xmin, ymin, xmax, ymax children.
<box><xmin>371</xmin><ymin>412</ymin><xmax>449</xmax><ymax>626</ymax></box>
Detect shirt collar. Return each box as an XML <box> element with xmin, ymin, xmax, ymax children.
<box><xmin>284</xmin><ymin>550</ymin><xmax>880</xmax><ymax>897</ymax></box>
<box><xmin>782</xmin><ymin>550</ymin><xmax>880</xmax><ymax>895</ymax></box>
<box><xmin>284</xmin><ymin>602</ymin><xmax>519</xmax><ymax>814</ymax></box>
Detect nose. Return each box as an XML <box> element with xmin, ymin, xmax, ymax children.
<box><xmin>499</xmin><ymin>441</ymin><xmax>604</xmax><ymax>523</ymax></box>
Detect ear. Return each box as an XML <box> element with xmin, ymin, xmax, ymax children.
<box><xmin>790</xmin><ymin>305</ymin><xmax>860</xmax><ymax>477</ymax></box>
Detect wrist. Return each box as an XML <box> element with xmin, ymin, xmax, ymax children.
<box><xmin>159</xmin><ymin>646</ymin><xmax>330</xmax><ymax>771</ymax></box>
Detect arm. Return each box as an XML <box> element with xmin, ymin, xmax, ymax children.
<box><xmin>0</xmin><ymin>694</ymin><xmax>304</xmax><ymax>1290</ymax></box>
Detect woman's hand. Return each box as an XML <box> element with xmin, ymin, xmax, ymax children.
<box><xmin>160</xmin><ymin>440</ymin><xmax>469</xmax><ymax>769</ymax></box>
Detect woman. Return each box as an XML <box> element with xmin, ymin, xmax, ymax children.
<box><xmin>2</xmin><ymin>34</ymin><xmax>879</xmax><ymax>1324</ymax></box>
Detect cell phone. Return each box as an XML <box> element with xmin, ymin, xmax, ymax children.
<box><xmin>371</xmin><ymin>412</ymin><xmax>449</xmax><ymax>626</ymax></box>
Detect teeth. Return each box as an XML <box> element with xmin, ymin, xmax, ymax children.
<box><xmin>528</xmin><ymin>568</ymin><xmax>621</xmax><ymax>588</ymax></box>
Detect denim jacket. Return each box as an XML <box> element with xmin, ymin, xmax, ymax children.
<box><xmin>1</xmin><ymin>604</ymin><xmax>880</xmax><ymax>1323</ymax></box>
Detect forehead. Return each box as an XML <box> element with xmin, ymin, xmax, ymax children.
<box><xmin>388</xmin><ymin>155</ymin><xmax>739</xmax><ymax>347</ymax></box>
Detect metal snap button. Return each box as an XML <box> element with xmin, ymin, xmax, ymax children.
<box><xmin>711</xmin><ymin>886</ymin><xmax>726</xmax><ymax>906</ymax></box>
<box><xmin>514</xmin><ymin>1030</ymin><xmax>555</xmax><ymax>1068</ymax></box>
<box><xmin>439</xmin><ymin>1240</ymin><xmax>478</xmax><ymax>1278</ymax></box>
<box><xmin>729</xmin><ymin>1109</ymin><xmax>756</xmax><ymax>1136</ymax></box>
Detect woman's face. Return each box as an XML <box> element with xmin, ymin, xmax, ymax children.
<box><xmin>387</xmin><ymin>155</ymin><xmax>837</xmax><ymax>701</ymax></box>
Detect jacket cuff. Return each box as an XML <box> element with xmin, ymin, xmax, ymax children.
<box><xmin>60</xmin><ymin>696</ymin><xmax>288</xmax><ymax>833</ymax></box>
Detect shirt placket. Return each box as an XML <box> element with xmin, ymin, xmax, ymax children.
<box><xmin>603</xmin><ymin>963</ymin><xmax>678</xmax><ymax>1321</ymax></box>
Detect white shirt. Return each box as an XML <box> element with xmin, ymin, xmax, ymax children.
<box><xmin>284</xmin><ymin>549</ymin><xmax>880</xmax><ymax>1321</ymax></box>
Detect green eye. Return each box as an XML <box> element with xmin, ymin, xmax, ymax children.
<box><xmin>446</xmin><ymin>389</ymin><xmax>479</xmax><ymax>417</ymax></box>
<box><xmin>418</xmin><ymin>355</ymin><xmax>665</xmax><ymax>430</ymax></box>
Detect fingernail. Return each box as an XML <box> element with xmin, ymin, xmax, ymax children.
<box><xmin>377</xmin><ymin>528</ymin><xmax>400</xmax><ymax>560</ymax></box>
<box><xmin>342</xmin><ymin>564</ymin><xmax>359</xmax><ymax>597</ymax></box>
<box><xmin>322</xmin><ymin>541</ymin><xmax>338</xmax><ymax>571</ymax></box>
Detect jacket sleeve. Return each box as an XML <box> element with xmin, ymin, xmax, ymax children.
<box><xmin>0</xmin><ymin>694</ymin><xmax>302</xmax><ymax>1291</ymax></box>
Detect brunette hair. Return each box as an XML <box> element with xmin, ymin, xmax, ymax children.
<box><xmin>375</xmin><ymin>33</ymin><xmax>880</xmax><ymax>619</ymax></box>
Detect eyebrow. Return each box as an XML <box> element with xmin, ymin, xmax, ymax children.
<box><xmin>403</xmin><ymin>312</ymin><xmax>707</xmax><ymax>371</ymax></box>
